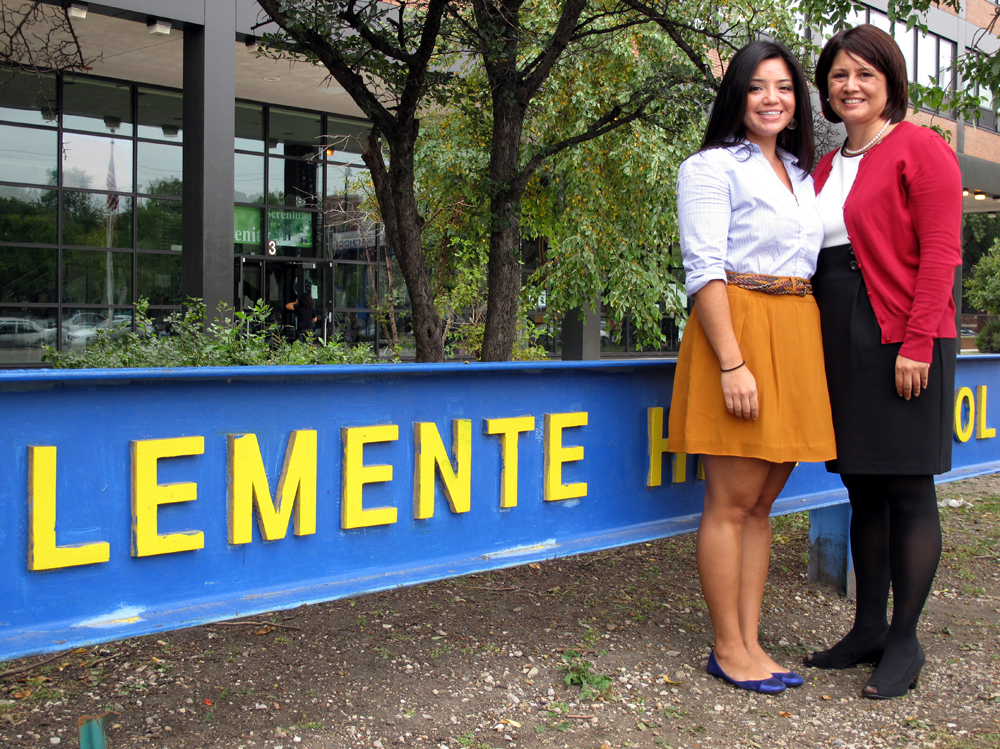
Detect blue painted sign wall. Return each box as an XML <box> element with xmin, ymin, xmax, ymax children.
<box><xmin>1</xmin><ymin>358</ymin><xmax>998</xmax><ymax>661</ymax></box>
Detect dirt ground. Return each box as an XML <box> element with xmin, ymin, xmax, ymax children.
<box><xmin>1</xmin><ymin>476</ymin><xmax>998</xmax><ymax>749</ymax></box>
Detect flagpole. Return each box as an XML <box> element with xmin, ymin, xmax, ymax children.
<box><xmin>105</xmin><ymin>139</ymin><xmax>117</xmax><ymax>321</ymax></box>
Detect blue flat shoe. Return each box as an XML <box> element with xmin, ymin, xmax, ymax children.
<box><xmin>706</xmin><ymin>651</ymin><xmax>786</xmax><ymax>694</ymax></box>
<box><xmin>772</xmin><ymin>670</ymin><xmax>805</xmax><ymax>687</ymax></box>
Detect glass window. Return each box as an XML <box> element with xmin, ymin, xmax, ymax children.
<box><xmin>137</xmin><ymin>252</ymin><xmax>182</xmax><ymax>305</ymax></box>
<box><xmin>269</xmin><ymin>108</ymin><xmax>322</xmax><ymax>156</ymax></box>
<box><xmin>916</xmin><ymin>33</ymin><xmax>938</xmax><ymax>87</ymax></box>
<box><xmin>234</xmin><ymin>206</ymin><xmax>263</xmax><ymax>254</ymax></box>
<box><xmin>138</xmin><ymin>88</ymin><xmax>183</xmax><ymax>142</ymax></box>
<box><xmin>377</xmin><ymin>258</ymin><xmax>407</xmax><ymax>308</ymax></box>
<box><xmin>62</xmin><ymin>78</ymin><xmax>133</xmax><ymax>136</ymax></box>
<box><xmin>335</xmin><ymin>310</ymin><xmax>376</xmax><ymax>346</ymax></box>
<box><xmin>236</xmin><ymin>103</ymin><xmax>264</xmax><ymax>152</ymax></box>
<box><xmin>62</xmin><ymin>133</ymin><xmax>133</xmax><ymax>192</ymax></box>
<box><xmin>137</xmin><ymin>198</ymin><xmax>182</xmax><ymax>251</ymax></box>
<box><xmin>0</xmin><ymin>307</ymin><xmax>57</xmax><ymax>363</ymax></box>
<box><xmin>0</xmin><ymin>246</ymin><xmax>57</xmax><ymax>303</ymax></box>
<box><xmin>869</xmin><ymin>10</ymin><xmax>890</xmax><ymax>33</ymax></box>
<box><xmin>268</xmin><ymin>157</ymin><xmax>321</xmax><ymax>206</ymax></box>
<box><xmin>0</xmin><ymin>70</ymin><xmax>57</xmax><ymax>126</ymax></box>
<box><xmin>324</xmin><ymin>117</ymin><xmax>369</xmax><ymax>156</ymax></box>
<box><xmin>940</xmin><ymin>41</ymin><xmax>956</xmax><ymax>90</ymax></box>
<box><xmin>0</xmin><ymin>186</ymin><xmax>57</xmax><ymax>244</ymax></box>
<box><xmin>62</xmin><ymin>192</ymin><xmax>133</xmax><ymax>248</ymax></box>
<box><xmin>893</xmin><ymin>24</ymin><xmax>915</xmax><ymax>82</ymax></box>
<box><xmin>0</xmin><ymin>124</ymin><xmax>57</xmax><ymax>186</ymax></box>
<box><xmin>235</xmin><ymin>153</ymin><xmax>265</xmax><ymax>203</ymax></box>
<box><xmin>62</xmin><ymin>307</ymin><xmax>131</xmax><ymax>350</ymax></box>
<box><xmin>137</xmin><ymin>141</ymin><xmax>183</xmax><ymax>195</ymax></box>
<box><xmin>844</xmin><ymin>6</ymin><xmax>866</xmax><ymax>27</ymax></box>
<box><xmin>334</xmin><ymin>262</ymin><xmax>375</xmax><ymax>308</ymax></box>
<box><xmin>62</xmin><ymin>248</ymin><xmax>133</xmax><ymax>305</ymax></box>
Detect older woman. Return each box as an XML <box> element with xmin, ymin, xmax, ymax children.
<box><xmin>805</xmin><ymin>25</ymin><xmax>962</xmax><ymax>699</ymax></box>
<box><xmin>670</xmin><ymin>40</ymin><xmax>836</xmax><ymax>694</ymax></box>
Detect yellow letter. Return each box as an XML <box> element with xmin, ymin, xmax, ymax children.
<box><xmin>414</xmin><ymin>420</ymin><xmax>472</xmax><ymax>519</ymax></box>
<box><xmin>976</xmin><ymin>386</ymin><xmax>996</xmax><ymax>439</ymax></box>
<box><xmin>672</xmin><ymin>453</ymin><xmax>687</xmax><ymax>483</ymax></box>
<box><xmin>954</xmin><ymin>387</ymin><xmax>974</xmax><ymax>443</ymax></box>
<box><xmin>131</xmin><ymin>437</ymin><xmax>205</xmax><ymax>557</ymax></box>
<box><xmin>27</xmin><ymin>445</ymin><xmax>110</xmax><ymax>571</ymax></box>
<box><xmin>228</xmin><ymin>431</ymin><xmax>318</xmax><ymax>545</ymax></box>
<box><xmin>484</xmin><ymin>416</ymin><xmax>535</xmax><ymax>508</ymax></box>
<box><xmin>544</xmin><ymin>412</ymin><xmax>588</xmax><ymax>502</ymax></box>
<box><xmin>647</xmin><ymin>407</ymin><xmax>669</xmax><ymax>488</ymax></box>
<box><xmin>341</xmin><ymin>425</ymin><xmax>398</xmax><ymax>529</ymax></box>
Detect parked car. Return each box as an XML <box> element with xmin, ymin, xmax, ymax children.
<box><xmin>64</xmin><ymin>314</ymin><xmax>133</xmax><ymax>349</ymax></box>
<box><xmin>61</xmin><ymin>311</ymin><xmax>108</xmax><ymax>345</ymax></box>
<box><xmin>0</xmin><ymin>317</ymin><xmax>57</xmax><ymax>348</ymax></box>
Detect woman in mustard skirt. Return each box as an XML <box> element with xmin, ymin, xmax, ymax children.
<box><xmin>668</xmin><ymin>40</ymin><xmax>836</xmax><ymax>694</ymax></box>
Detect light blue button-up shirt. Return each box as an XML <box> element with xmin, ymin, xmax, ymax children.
<box><xmin>676</xmin><ymin>142</ymin><xmax>824</xmax><ymax>297</ymax></box>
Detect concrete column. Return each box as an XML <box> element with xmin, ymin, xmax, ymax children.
<box><xmin>808</xmin><ymin>503</ymin><xmax>854</xmax><ymax>597</ymax></box>
<box><xmin>560</xmin><ymin>302</ymin><xmax>601</xmax><ymax>360</ymax></box>
<box><xmin>182</xmin><ymin>1</ymin><xmax>237</xmax><ymax>320</ymax></box>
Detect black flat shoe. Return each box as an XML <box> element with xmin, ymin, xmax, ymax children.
<box><xmin>803</xmin><ymin>627</ymin><xmax>887</xmax><ymax>670</ymax></box>
<box><xmin>862</xmin><ymin>644</ymin><xmax>925</xmax><ymax>700</ymax></box>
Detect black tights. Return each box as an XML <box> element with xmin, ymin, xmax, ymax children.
<box><xmin>842</xmin><ymin>473</ymin><xmax>941</xmax><ymax>675</ymax></box>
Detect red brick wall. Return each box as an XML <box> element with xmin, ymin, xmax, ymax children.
<box><xmin>964</xmin><ymin>125</ymin><xmax>1000</xmax><ymax>161</ymax></box>
<box><xmin>966</xmin><ymin>0</ymin><xmax>998</xmax><ymax>30</ymax></box>
<box><xmin>906</xmin><ymin>110</ymin><xmax>959</xmax><ymax>149</ymax></box>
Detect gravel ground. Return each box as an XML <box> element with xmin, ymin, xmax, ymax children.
<box><xmin>1</xmin><ymin>475</ymin><xmax>998</xmax><ymax>749</ymax></box>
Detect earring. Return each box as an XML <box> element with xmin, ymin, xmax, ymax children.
<box><xmin>786</xmin><ymin>118</ymin><xmax>798</xmax><ymax>130</ymax></box>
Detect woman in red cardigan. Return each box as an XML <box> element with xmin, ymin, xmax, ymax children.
<box><xmin>805</xmin><ymin>25</ymin><xmax>962</xmax><ymax>699</ymax></box>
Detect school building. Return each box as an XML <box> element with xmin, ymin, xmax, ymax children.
<box><xmin>1</xmin><ymin>0</ymin><xmax>998</xmax><ymax>367</ymax></box>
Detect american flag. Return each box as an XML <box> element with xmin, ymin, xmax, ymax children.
<box><xmin>106</xmin><ymin>142</ymin><xmax>119</xmax><ymax>212</ymax></box>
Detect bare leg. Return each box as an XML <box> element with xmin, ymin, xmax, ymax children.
<box><xmin>698</xmin><ymin>455</ymin><xmax>794</xmax><ymax>682</ymax></box>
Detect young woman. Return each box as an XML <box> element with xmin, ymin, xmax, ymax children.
<box><xmin>669</xmin><ymin>40</ymin><xmax>837</xmax><ymax>694</ymax></box>
<box><xmin>806</xmin><ymin>25</ymin><xmax>962</xmax><ymax>699</ymax></box>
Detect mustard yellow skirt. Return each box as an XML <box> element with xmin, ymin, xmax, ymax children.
<box><xmin>668</xmin><ymin>284</ymin><xmax>837</xmax><ymax>463</ymax></box>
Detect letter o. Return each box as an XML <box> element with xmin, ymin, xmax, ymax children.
<box><xmin>954</xmin><ymin>387</ymin><xmax>974</xmax><ymax>443</ymax></box>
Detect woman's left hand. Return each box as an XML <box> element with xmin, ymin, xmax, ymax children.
<box><xmin>895</xmin><ymin>355</ymin><xmax>930</xmax><ymax>400</ymax></box>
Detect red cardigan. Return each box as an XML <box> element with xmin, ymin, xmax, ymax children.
<box><xmin>813</xmin><ymin>121</ymin><xmax>962</xmax><ymax>363</ymax></box>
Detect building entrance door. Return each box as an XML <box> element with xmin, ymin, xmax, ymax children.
<box><xmin>234</xmin><ymin>257</ymin><xmax>334</xmax><ymax>341</ymax></box>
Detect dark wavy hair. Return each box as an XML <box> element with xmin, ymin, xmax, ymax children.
<box><xmin>701</xmin><ymin>40</ymin><xmax>815</xmax><ymax>172</ymax></box>
<box><xmin>815</xmin><ymin>24</ymin><xmax>909</xmax><ymax>125</ymax></box>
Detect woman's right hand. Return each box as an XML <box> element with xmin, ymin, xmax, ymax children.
<box><xmin>722</xmin><ymin>365</ymin><xmax>758</xmax><ymax>420</ymax></box>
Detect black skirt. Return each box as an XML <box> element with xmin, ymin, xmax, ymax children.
<box><xmin>811</xmin><ymin>243</ymin><xmax>955</xmax><ymax>475</ymax></box>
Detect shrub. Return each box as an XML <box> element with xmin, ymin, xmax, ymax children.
<box><xmin>976</xmin><ymin>319</ymin><xmax>1000</xmax><ymax>354</ymax></box>
<box><xmin>966</xmin><ymin>239</ymin><xmax>1000</xmax><ymax>314</ymax></box>
<box><xmin>43</xmin><ymin>299</ymin><xmax>385</xmax><ymax>369</ymax></box>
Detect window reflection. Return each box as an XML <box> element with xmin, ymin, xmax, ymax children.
<box><xmin>62</xmin><ymin>192</ymin><xmax>133</xmax><ymax>248</ymax></box>
<box><xmin>236</xmin><ymin>103</ymin><xmax>264</xmax><ymax>152</ymax></box>
<box><xmin>62</xmin><ymin>134</ymin><xmax>133</xmax><ymax>192</ymax></box>
<box><xmin>62</xmin><ymin>249</ymin><xmax>133</xmax><ymax>305</ymax></box>
<box><xmin>235</xmin><ymin>206</ymin><xmax>263</xmax><ymax>254</ymax></box>
<box><xmin>269</xmin><ymin>109</ymin><xmax>322</xmax><ymax>154</ymax></box>
<box><xmin>0</xmin><ymin>247</ymin><xmax>57</xmax><ymax>303</ymax></box>
<box><xmin>0</xmin><ymin>70</ymin><xmax>57</xmax><ymax>127</ymax></box>
<box><xmin>62</xmin><ymin>307</ymin><xmax>132</xmax><ymax>350</ymax></box>
<box><xmin>235</xmin><ymin>153</ymin><xmax>264</xmax><ymax>203</ymax></box>
<box><xmin>138</xmin><ymin>89</ymin><xmax>183</xmax><ymax>142</ymax></box>
<box><xmin>0</xmin><ymin>186</ymin><xmax>57</xmax><ymax>244</ymax></box>
<box><xmin>137</xmin><ymin>198</ymin><xmax>182</xmax><ymax>251</ymax></box>
<box><xmin>335</xmin><ymin>311</ymin><xmax>375</xmax><ymax>345</ymax></box>
<box><xmin>137</xmin><ymin>252</ymin><xmax>182</xmax><ymax>305</ymax></box>
<box><xmin>0</xmin><ymin>307</ymin><xmax>57</xmax><ymax>363</ymax></box>
<box><xmin>137</xmin><ymin>141</ymin><xmax>182</xmax><ymax>195</ymax></box>
<box><xmin>268</xmin><ymin>157</ymin><xmax>320</xmax><ymax>207</ymax></box>
<box><xmin>0</xmin><ymin>125</ymin><xmax>57</xmax><ymax>185</ymax></box>
<box><xmin>62</xmin><ymin>78</ymin><xmax>133</xmax><ymax>136</ymax></box>
<box><xmin>334</xmin><ymin>262</ymin><xmax>375</xmax><ymax>308</ymax></box>
<box><xmin>268</xmin><ymin>208</ymin><xmax>315</xmax><ymax>255</ymax></box>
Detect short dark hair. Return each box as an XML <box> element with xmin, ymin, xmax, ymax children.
<box><xmin>815</xmin><ymin>24</ymin><xmax>909</xmax><ymax>124</ymax></box>
<box><xmin>700</xmin><ymin>40</ymin><xmax>815</xmax><ymax>173</ymax></box>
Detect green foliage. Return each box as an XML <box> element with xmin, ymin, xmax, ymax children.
<box><xmin>976</xmin><ymin>319</ymin><xmax>1000</xmax><ymax>354</ymax></box>
<box><xmin>559</xmin><ymin>650</ymin><xmax>612</xmax><ymax>700</ymax></box>
<box><xmin>42</xmin><ymin>299</ymin><xmax>383</xmax><ymax>369</ymax></box>
<box><xmin>966</xmin><ymin>239</ymin><xmax>1000</xmax><ymax>315</ymax></box>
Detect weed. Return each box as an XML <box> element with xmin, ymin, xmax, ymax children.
<box><xmin>357</xmin><ymin>614</ymin><xmax>368</xmax><ymax>628</ymax></box>
<box><xmin>220</xmin><ymin>686</ymin><xmax>232</xmax><ymax>700</ymax></box>
<box><xmin>559</xmin><ymin>650</ymin><xmax>612</xmax><ymax>700</ymax></box>
<box><xmin>428</xmin><ymin>647</ymin><xmax>443</xmax><ymax>658</ymax></box>
<box><xmin>298</xmin><ymin>720</ymin><xmax>323</xmax><ymax>730</ymax></box>
<box><xmin>202</xmin><ymin>709</ymin><xmax>215</xmax><ymax>722</ymax></box>
<box><xmin>375</xmin><ymin>647</ymin><xmax>391</xmax><ymax>660</ymax></box>
<box><xmin>347</xmin><ymin>598</ymin><xmax>357</xmax><ymax>607</ymax></box>
<box><xmin>660</xmin><ymin>706</ymin><xmax>685</xmax><ymax>719</ymax></box>
<box><xmin>274</xmin><ymin>635</ymin><xmax>291</xmax><ymax>645</ymax></box>
<box><xmin>403</xmin><ymin>708</ymin><xmax>414</xmax><ymax>717</ymax></box>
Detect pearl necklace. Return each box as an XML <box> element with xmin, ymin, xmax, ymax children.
<box><xmin>842</xmin><ymin>120</ymin><xmax>891</xmax><ymax>156</ymax></box>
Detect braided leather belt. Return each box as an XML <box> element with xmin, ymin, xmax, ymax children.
<box><xmin>726</xmin><ymin>271</ymin><xmax>812</xmax><ymax>296</ymax></box>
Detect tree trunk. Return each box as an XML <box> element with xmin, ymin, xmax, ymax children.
<box><xmin>363</xmin><ymin>128</ymin><xmax>444</xmax><ymax>362</ymax></box>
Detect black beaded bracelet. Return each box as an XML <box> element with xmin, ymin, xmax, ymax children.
<box><xmin>721</xmin><ymin>361</ymin><xmax>746</xmax><ymax>373</ymax></box>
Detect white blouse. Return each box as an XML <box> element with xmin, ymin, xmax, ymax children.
<box><xmin>816</xmin><ymin>149</ymin><xmax>862</xmax><ymax>248</ymax></box>
<box><xmin>676</xmin><ymin>142</ymin><xmax>825</xmax><ymax>297</ymax></box>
